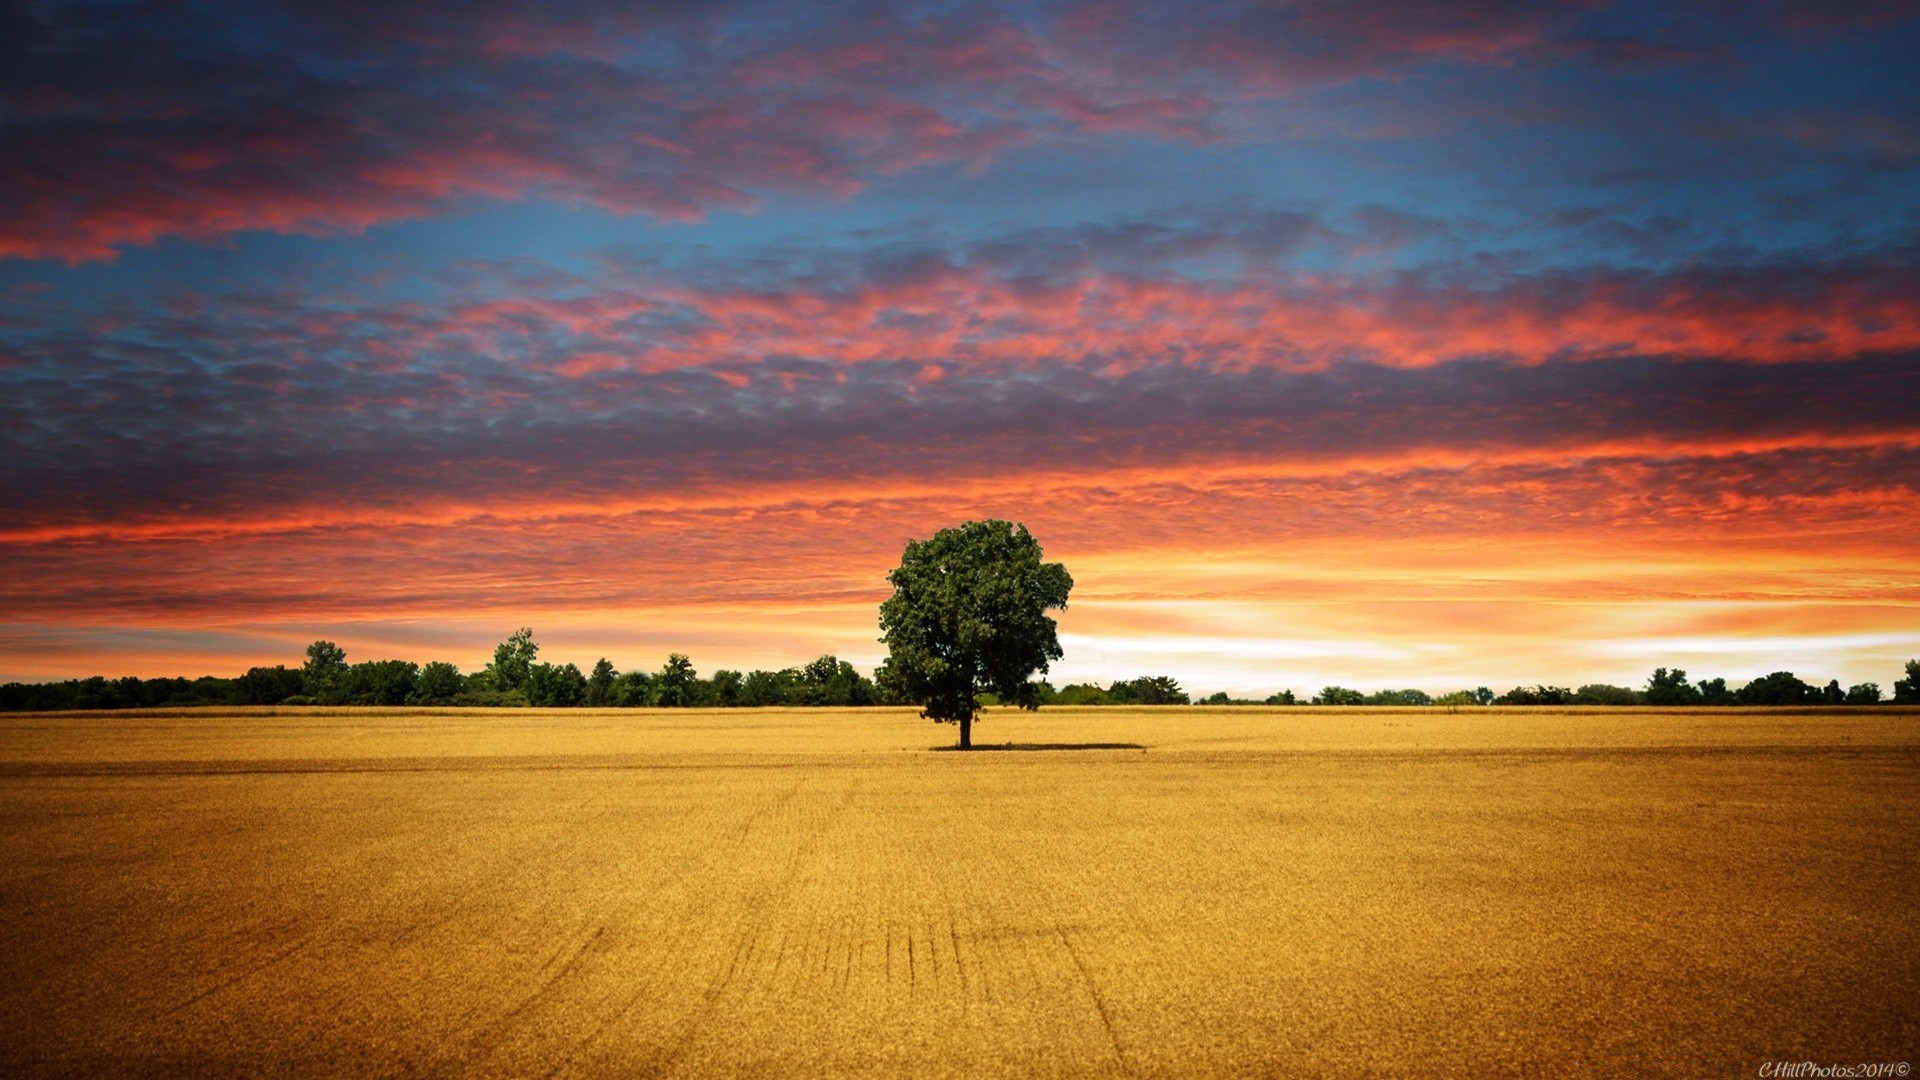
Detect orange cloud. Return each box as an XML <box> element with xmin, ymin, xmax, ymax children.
<box><xmin>4</xmin><ymin>440</ymin><xmax>1915</xmax><ymax>688</ymax></box>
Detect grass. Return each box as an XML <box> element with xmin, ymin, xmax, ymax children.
<box><xmin>2</xmin><ymin>705</ymin><xmax>1916</xmax><ymax>1076</ymax></box>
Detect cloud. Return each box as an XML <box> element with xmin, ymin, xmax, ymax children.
<box><xmin>2</xmin><ymin>430</ymin><xmax>1915</xmax><ymax>689</ymax></box>
<box><xmin>4</xmin><ymin>249</ymin><xmax>1917</xmax><ymax>534</ymax></box>
<box><xmin>5</xmin><ymin>2</ymin><xmax>1919</xmax><ymax>687</ymax></box>
<box><xmin>7</xmin><ymin>0</ymin><xmax>1869</xmax><ymax>262</ymax></box>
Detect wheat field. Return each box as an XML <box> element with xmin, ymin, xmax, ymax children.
<box><xmin>2</xmin><ymin>705</ymin><xmax>1915</xmax><ymax>1076</ymax></box>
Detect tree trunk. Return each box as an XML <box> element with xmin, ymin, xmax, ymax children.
<box><xmin>959</xmin><ymin>712</ymin><xmax>972</xmax><ymax>750</ymax></box>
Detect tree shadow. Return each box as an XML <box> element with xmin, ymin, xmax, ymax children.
<box><xmin>930</xmin><ymin>742</ymin><xmax>1147</xmax><ymax>752</ymax></box>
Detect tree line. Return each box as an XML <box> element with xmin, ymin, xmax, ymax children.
<box><xmin>1238</xmin><ymin>665</ymin><xmax>1916</xmax><ymax>707</ymax></box>
<box><xmin>0</xmin><ymin>630</ymin><xmax>888</xmax><ymax>712</ymax></box>
<box><xmin>3</xmin><ymin>632</ymin><xmax>1914</xmax><ymax>714</ymax></box>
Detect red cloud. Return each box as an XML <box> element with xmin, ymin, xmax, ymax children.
<box><xmin>421</xmin><ymin>259</ymin><xmax>1920</xmax><ymax>375</ymax></box>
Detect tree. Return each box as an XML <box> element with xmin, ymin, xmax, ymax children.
<box><xmin>236</xmin><ymin>665</ymin><xmax>304</xmax><ymax>705</ymax></box>
<box><xmin>789</xmin><ymin>655</ymin><xmax>874</xmax><ymax>706</ymax></box>
<box><xmin>1313</xmin><ymin>686</ymin><xmax>1366</xmax><ymax>705</ymax></box>
<box><xmin>740</xmin><ymin>668</ymin><xmax>794</xmax><ymax>707</ymax></box>
<box><xmin>1845</xmin><ymin>683</ymin><xmax>1881</xmax><ymax>705</ymax></box>
<box><xmin>1052</xmin><ymin>683</ymin><xmax>1110</xmax><ymax>705</ymax></box>
<box><xmin>608</xmin><ymin>670</ymin><xmax>652</xmax><ymax>707</ymax></box>
<box><xmin>1265</xmin><ymin>690</ymin><xmax>1298</xmax><ymax>705</ymax></box>
<box><xmin>1108</xmin><ymin>676</ymin><xmax>1189</xmax><ymax>705</ymax></box>
<box><xmin>1644</xmin><ymin>668</ymin><xmax>1701</xmax><ymax>706</ymax></box>
<box><xmin>412</xmin><ymin>661</ymin><xmax>465</xmax><ymax>704</ymax></box>
<box><xmin>1894</xmin><ymin>660</ymin><xmax>1920</xmax><ymax>704</ymax></box>
<box><xmin>1495</xmin><ymin>685</ymin><xmax>1573</xmax><ymax>705</ymax></box>
<box><xmin>1573</xmin><ymin>684</ymin><xmax>1638</xmax><ymax>706</ymax></box>
<box><xmin>1366</xmin><ymin>688</ymin><xmax>1433</xmax><ymax>706</ymax></box>
<box><xmin>526</xmin><ymin>662</ymin><xmax>587</xmax><ymax>707</ymax></box>
<box><xmin>302</xmin><ymin>640</ymin><xmax>348</xmax><ymax>698</ymax></box>
<box><xmin>1697</xmin><ymin>677</ymin><xmax>1736</xmax><ymax>705</ymax></box>
<box><xmin>586</xmin><ymin>659</ymin><xmax>616</xmax><ymax>707</ymax></box>
<box><xmin>877</xmin><ymin>520</ymin><xmax>1072</xmax><ymax>749</ymax></box>
<box><xmin>487</xmin><ymin>628</ymin><xmax>539</xmax><ymax>692</ymax></box>
<box><xmin>652</xmin><ymin>653</ymin><xmax>699</xmax><ymax>707</ymax></box>
<box><xmin>1736</xmin><ymin>671</ymin><xmax>1812</xmax><ymax>706</ymax></box>
<box><xmin>343</xmin><ymin>660</ymin><xmax>419</xmax><ymax>706</ymax></box>
<box><xmin>708</xmin><ymin>669</ymin><xmax>745</xmax><ymax>707</ymax></box>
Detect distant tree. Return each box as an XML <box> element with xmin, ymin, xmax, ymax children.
<box><xmin>1366</xmin><ymin>688</ymin><xmax>1433</xmax><ymax>706</ymax></box>
<box><xmin>1495</xmin><ymin>686</ymin><xmax>1573</xmax><ymax>705</ymax></box>
<box><xmin>235</xmin><ymin>665</ymin><xmax>304</xmax><ymax>706</ymax></box>
<box><xmin>525</xmin><ymin>662</ymin><xmax>587</xmax><ymax>707</ymax></box>
<box><xmin>1199</xmin><ymin>692</ymin><xmax>1270</xmax><ymax>705</ymax></box>
<box><xmin>412</xmin><ymin>661</ymin><xmax>465</xmax><ymax>705</ymax></box>
<box><xmin>1696</xmin><ymin>677</ymin><xmax>1736</xmax><ymax>705</ymax></box>
<box><xmin>1573</xmin><ymin>684</ymin><xmax>1639</xmax><ymax>706</ymax></box>
<box><xmin>608</xmin><ymin>670</ymin><xmax>652</xmax><ymax>707</ymax></box>
<box><xmin>73</xmin><ymin>676</ymin><xmax>125</xmax><ymax>710</ymax></box>
<box><xmin>1820</xmin><ymin>679</ymin><xmax>1845</xmax><ymax>705</ymax></box>
<box><xmin>652</xmin><ymin>653</ymin><xmax>699</xmax><ymax>707</ymax></box>
<box><xmin>708</xmin><ymin>669</ymin><xmax>745</xmax><ymax>707</ymax></box>
<box><xmin>487</xmin><ymin>628</ymin><xmax>539</xmax><ymax>692</ymax></box>
<box><xmin>1314</xmin><ymin>686</ymin><xmax>1366</xmax><ymax>705</ymax></box>
<box><xmin>1734</xmin><ymin>671</ymin><xmax>1812</xmax><ymax>706</ymax></box>
<box><xmin>877</xmin><ymin>520</ymin><xmax>1072</xmax><ymax>749</ymax></box>
<box><xmin>1845</xmin><ymin>682</ymin><xmax>1881</xmax><ymax>705</ymax></box>
<box><xmin>0</xmin><ymin>675</ymin><xmax>264</xmax><ymax>712</ymax></box>
<box><xmin>1435</xmin><ymin>690</ymin><xmax>1477</xmax><ymax>708</ymax></box>
<box><xmin>798</xmin><ymin>655</ymin><xmax>876</xmax><ymax>706</ymax></box>
<box><xmin>585</xmin><ymin>659</ymin><xmax>616</xmax><ymax>707</ymax></box>
<box><xmin>1472</xmin><ymin>687</ymin><xmax>1496</xmax><ymax>705</ymax></box>
<box><xmin>1052</xmin><ymin>683</ymin><xmax>1110</xmax><ymax>706</ymax></box>
<box><xmin>1107</xmin><ymin>676</ymin><xmax>1188</xmax><ymax>705</ymax></box>
<box><xmin>343</xmin><ymin>660</ymin><xmax>419</xmax><ymax>705</ymax></box>
<box><xmin>1265</xmin><ymin>690</ymin><xmax>1297</xmax><ymax>705</ymax></box>
<box><xmin>302</xmin><ymin>640</ymin><xmax>348</xmax><ymax>698</ymax></box>
<box><xmin>740</xmin><ymin>668</ymin><xmax>794</xmax><ymax>707</ymax></box>
<box><xmin>1893</xmin><ymin>660</ymin><xmax>1920</xmax><ymax>704</ymax></box>
<box><xmin>1644</xmin><ymin>668</ymin><xmax>1701</xmax><ymax>706</ymax></box>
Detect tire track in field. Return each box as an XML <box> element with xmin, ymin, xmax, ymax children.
<box><xmin>157</xmin><ymin>936</ymin><xmax>313</xmax><ymax>1020</ymax></box>
<box><xmin>947</xmin><ymin>764</ymin><xmax>1141</xmax><ymax>1070</ymax></box>
<box><xmin>1054</xmin><ymin>920</ymin><xmax>1134</xmax><ymax>1074</ymax></box>
<box><xmin>152</xmin><ymin>781</ymin><xmax>607</xmax><ymax>1031</ymax></box>
<box><xmin>437</xmin><ymin>779</ymin><xmax>746</xmax><ymax>1076</ymax></box>
<box><xmin>439</xmin><ymin>925</ymin><xmax>607</xmax><ymax>1074</ymax></box>
<box><xmin>549</xmin><ymin>770</ymin><xmax>861</xmax><ymax>1078</ymax></box>
<box><xmin>389</xmin><ymin>788</ymin><xmax>610</xmax><ymax>950</ymax></box>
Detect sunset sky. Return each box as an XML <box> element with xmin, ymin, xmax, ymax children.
<box><xmin>3</xmin><ymin>0</ymin><xmax>1917</xmax><ymax>695</ymax></box>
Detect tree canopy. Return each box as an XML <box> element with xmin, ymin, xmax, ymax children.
<box><xmin>876</xmin><ymin>520</ymin><xmax>1072</xmax><ymax>749</ymax></box>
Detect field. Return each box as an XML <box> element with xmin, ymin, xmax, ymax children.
<box><xmin>2</xmin><ymin>706</ymin><xmax>1916</xmax><ymax>1077</ymax></box>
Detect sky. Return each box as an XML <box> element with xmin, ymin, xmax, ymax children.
<box><xmin>2</xmin><ymin>0</ymin><xmax>1918</xmax><ymax>696</ymax></box>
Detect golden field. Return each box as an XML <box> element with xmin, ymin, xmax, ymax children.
<box><xmin>1</xmin><ymin>705</ymin><xmax>1915</xmax><ymax>1077</ymax></box>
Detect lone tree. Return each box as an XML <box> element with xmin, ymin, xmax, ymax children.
<box><xmin>877</xmin><ymin>520</ymin><xmax>1072</xmax><ymax>749</ymax></box>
